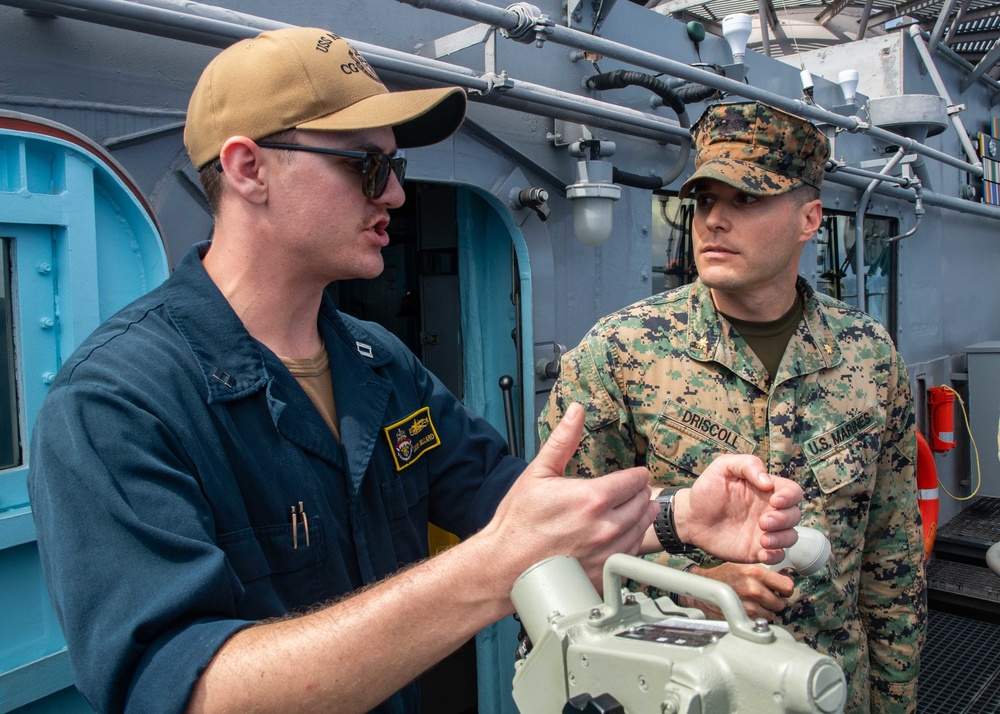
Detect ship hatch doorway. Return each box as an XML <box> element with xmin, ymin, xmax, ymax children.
<box><xmin>331</xmin><ymin>179</ymin><xmax>525</xmax><ymax>714</ymax></box>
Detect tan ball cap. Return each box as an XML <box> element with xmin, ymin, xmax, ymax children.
<box><xmin>184</xmin><ymin>27</ymin><xmax>468</xmax><ymax>170</ymax></box>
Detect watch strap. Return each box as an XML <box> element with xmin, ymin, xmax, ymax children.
<box><xmin>654</xmin><ymin>486</ymin><xmax>693</xmax><ymax>553</ymax></box>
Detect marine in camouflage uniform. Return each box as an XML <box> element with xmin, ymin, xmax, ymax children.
<box><xmin>540</xmin><ymin>102</ymin><xmax>926</xmax><ymax>714</ymax></box>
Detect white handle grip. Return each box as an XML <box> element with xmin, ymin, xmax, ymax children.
<box><xmin>766</xmin><ymin>526</ymin><xmax>831</xmax><ymax>576</ymax></box>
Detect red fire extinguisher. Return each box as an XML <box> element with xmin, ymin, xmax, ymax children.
<box><xmin>927</xmin><ymin>385</ymin><xmax>957</xmax><ymax>453</ymax></box>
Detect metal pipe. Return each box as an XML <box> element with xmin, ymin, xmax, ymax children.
<box><xmin>757</xmin><ymin>0</ymin><xmax>771</xmax><ymax>57</ymax></box>
<box><xmin>943</xmin><ymin>0</ymin><xmax>972</xmax><ymax>50</ymax></box>
<box><xmin>909</xmin><ymin>184</ymin><xmax>1000</xmax><ymax>219</ymax></box>
<box><xmin>908</xmin><ymin>153</ymin><xmax>935</xmax><ymax>192</ymax></box>
<box><xmin>130</xmin><ymin>0</ymin><xmax>292</xmax><ymax>31</ymax></box>
<box><xmin>0</xmin><ymin>93</ymin><xmax>186</xmax><ymax>119</ymax></box>
<box><xmin>397</xmin><ymin>0</ymin><xmax>985</xmax><ymax>177</ymax></box>
<box><xmin>857</xmin><ymin>0</ymin><xmax>874</xmax><ymax>39</ymax></box>
<box><xmin>8</xmin><ymin>0</ymin><xmax>1000</xmax><ymax>215</ymax></box>
<box><xmin>917</xmin><ymin>29</ymin><xmax>1000</xmax><ymax>97</ymax></box>
<box><xmin>908</xmin><ymin>25</ymin><xmax>984</xmax><ymax>170</ymax></box>
<box><xmin>855</xmin><ymin>148</ymin><xmax>906</xmax><ymax>311</ymax></box>
<box><xmin>829</xmin><ymin>155</ymin><xmax>931</xmax><ymax>196</ymax></box>
<box><xmin>826</xmin><ymin>160</ymin><xmax>916</xmax><ymax>188</ymax></box>
<box><xmin>0</xmin><ymin>0</ymin><xmax>262</xmax><ymax>46</ymax></box>
<box><xmin>372</xmin><ymin>51</ymin><xmax>692</xmax><ymax>142</ymax></box>
<box><xmin>961</xmin><ymin>35</ymin><xmax>1000</xmax><ymax>92</ymax></box>
<box><xmin>0</xmin><ymin>0</ymin><xmax>691</xmax><ymax>147</ymax></box>
<box><xmin>824</xmin><ymin>169</ymin><xmax>1000</xmax><ymax>222</ymax></box>
<box><xmin>928</xmin><ymin>0</ymin><xmax>958</xmax><ymax>54</ymax></box>
<box><xmin>885</xmin><ymin>181</ymin><xmax>924</xmax><ymax>243</ymax></box>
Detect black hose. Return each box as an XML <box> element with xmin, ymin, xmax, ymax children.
<box><xmin>612</xmin><ymin>167</ymin><xmax>663</xmax><ymax>190</ymax></box>
<box><xmin>585</xmin><ymin>69</ymin><xmax>695</xmax><ymax>189</ymax></box>
<box><xmin>587</xmin><ymin>69</ymin><xmax>687</xmax><ymax>117</ymax></box>
<box><xmin>674</xmin><ymin>83</ymin><xmax>720</xmax><ymax>104</ymax></box>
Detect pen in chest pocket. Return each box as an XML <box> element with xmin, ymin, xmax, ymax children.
<box><xmin>290</xmin><ymin>501</ymin><xmax>310</xmax><ymax>549</ymax></box>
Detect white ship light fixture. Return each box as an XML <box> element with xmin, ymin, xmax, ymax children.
<box><xmin>838</xmin><ymin>69</ymin><xmax>860</xmax><ymax>105</ymax></box>
<box><xmin>722</xmin><ymin>14</ymin><xmax>752</xmax><ymax>64</ymax></box>
<box><xmin>566</xmin><ymin>140</ymin><xmax>621</xmax><ymax>246</ymax></box>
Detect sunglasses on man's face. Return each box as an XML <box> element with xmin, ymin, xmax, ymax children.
<box><xmin>255</xmin><ymin>142</ymin><xmax>407</xmax><ymax>200</ymax></box>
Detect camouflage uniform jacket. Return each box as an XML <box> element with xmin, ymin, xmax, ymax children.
<box><xmin>539</xmin><ymin>277</ymin><xmax>927</xmax><ymax>714</ymax></box>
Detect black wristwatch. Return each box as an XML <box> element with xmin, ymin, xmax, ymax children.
<box><xmin>654</xmin><ymin>487</ymin><xmax>693</xmax><ymax>553</ymax></box>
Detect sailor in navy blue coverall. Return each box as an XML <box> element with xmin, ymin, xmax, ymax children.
<box><xmin>28</xmin><ymin>27</ymin><xmax>806</xmax><ymax>714</ymax></box>
<box><xmin>29</xmin><ymin>242</ymin><xmax>522</xmax><ymax>714</ymax></box>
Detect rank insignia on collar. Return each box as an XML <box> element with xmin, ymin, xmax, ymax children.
<box><xmin>384</xmin><ymin>406</ymin><xmax>441</xmax><ymax>471</ymax></box>
<box><xmin>696</xmin><ymin>337</ymin><xmax>709</xmax><ymax>350</ymax></box>
<box><xmin>824</xmin><ymin>344</ymin><xmax>833</xmax><ymax>355</ymax></box>
<box><xmin>357</xmin><ymin>342</ymin><xmax>374</xmax><ymax>359</ymax></box>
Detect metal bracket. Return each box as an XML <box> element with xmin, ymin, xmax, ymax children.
<box><xmin>534</xmin><ymin>342</ymin><xmax>566</xmax><ymax>381</ymax></box>
<box><xmin>414</xmin><ymin>21</ymin><xmax>501</xmax><ymax>77</ymax></box>
<box><xmin>568</xmin><ymin>138</ymin><xmax>616</xmax><ymax>159</ymax></box>
<box><xmin>473</xmin><ymin>71</ymin><xmax>514</xmax><ymax>98</ymax></box>
<box><xmin>531</xmin><ymin>15</ymin><xmax>555</xmax><ymax>47</ymax></box>
<box><xmin>414</xmin><ymin>22</ymin><xmax>494</xmax><ymax>59</ymax></box>
<box><xmin>548</xmin><ymin>119</ymin><xmax>590</xmax><ymax>148</ymax></box>
<box><xmin>510</xmin><ymin>187</ymin><xmax>551</xmax><ymax>222</ymax></box>
<box><xmin>501</xmin><ymin>3</ymin><xmax>553</xmax><ymax>48</ymax></box>
<box><xmin>591</xmin><ymin>0</ymin><xmax>619</xmax><ymax>35</ymax></box>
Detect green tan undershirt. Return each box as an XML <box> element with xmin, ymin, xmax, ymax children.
<box><xmin>279</xmin><ymin>347</ymin><xmax>340</xmax><ymax>443</ymax></box>
<box><xmin>720</xmin><ymin>295</ymin><xmax>804</xmax><ymax>381</ymax></box>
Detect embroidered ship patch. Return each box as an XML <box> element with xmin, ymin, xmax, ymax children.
<box><xmin>384</xmin><ymin>406</ymin><xmax>441</xmax><ymax>471</ymax></box>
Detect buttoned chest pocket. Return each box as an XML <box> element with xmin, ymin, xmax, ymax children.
<box><xmin>647</xmin><ymin>399</ymin><xmax>755</xmax><ymax>486</ymax></box>
<box><xmin>217</xmin><ymin>518</ymin><xmax>329</xmax><ymax>617</ymax></box>
<box><xmin>803</xmin><ymin>411</ymin><xmax>881</xmax><ymax>496</ymax></box>
<box><xmin>380</xmin><ymin>466</ymin><xmax>430</xmax><ymax>521</ymax></box>
<box><xmin>378</xmin><ymin>464</ymin><xmax>431</xmax><ymax>567</ymax></box>
<box><xmin>380</xmin><ymin>407</ymin><xmax>436</xmax><ymax>521</ymax></box>
<box><xmin>804</xmin><ymin>418</ymin><xmax>881</xmax><ymax>547</ymax></box>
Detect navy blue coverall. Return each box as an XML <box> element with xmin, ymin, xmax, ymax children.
<box><xmin>29</xmin><ymin>243</ymin><xmax>524</xmax><ymax>714</ymax></box>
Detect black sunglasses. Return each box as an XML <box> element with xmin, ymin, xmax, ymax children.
<box><xmin>255</xmin><ymin>143</ymin><xmax>406</xmax><ymax>200</ymax></box>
